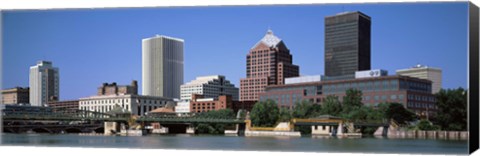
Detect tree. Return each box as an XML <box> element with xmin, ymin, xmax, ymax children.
<box><xmin>292</xmin><ymin>100</ymin><xmax>321</xmax><ymax>118</ymax></box>
<box><xmin>416</xmin><ymin>120</ymin><xmax>440</xmax><ymax>131</ymax></box>
<box><xmin>321</xmin><ymin>95</ymin><xmax>342</xmax><ymax>116</ymax></box>
<box><xmin>278</xmin><ymin>108</ymin><xmax>292</xmax><ymax>122</ymax></box>
<box><xmin>433</xmin><ymin>88</ymin><xmax>467</xmax><ymax>131</ymax></box>
<box><xmin>250</xmin><ymin>99</ymin><xmax>279</xmax><ymax>127</ymax></box>
<box><xmin>194</xmin><ymin>109</ymin><xmax>235</xmax><ymax>134</ymax></box>
<box><xmin>344</xmin><ymin>106</ymin><xmax>369</xmax><ymax>121</ymax></box>
<box><xmin>291</xmin><ymin>100</ymin><xmax>322</xmax><ymax>135</ymax></box>
<box><xmin>342</xmin><ymin>89</ymin><xmax>363</xmax><ymax>114</ymax></box>
<box><xmin>385</xmin><ymin>103</ymin><xmax>417</xmax><ymax>125</ymax></box>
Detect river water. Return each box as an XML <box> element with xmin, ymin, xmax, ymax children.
<box><xmin>0</xmin><ymin>133</ymin><xmax>468</xmax><ymax>155</ymax></box>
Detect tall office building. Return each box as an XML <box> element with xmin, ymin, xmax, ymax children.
<box><xmin>325</xmin><ymin>11</ymin><xmax>371</xmax><ymax>80</ymax></box>
<box><xmin>396</xmin><ymin>64</ymin><xmax>442</xmax><ymax>93</ymax></box>
<box><xmin>142</xmin><ymin>35</ymin><xmax>184</xmax><ymax>99</ymax></box>
<box><xmin>181</xmin><ymin>75</ymin><xmax>239</xmax><ymax>101</ymax></box>
<box><xmin>240</xmin><ymin>29</ymin><xmax>299</xmax><ymax>101</ymax></box>
<box><xmin>29</xmin><ymin>61</ymin><xmax>59</xmax><ymax>107</ymax></box>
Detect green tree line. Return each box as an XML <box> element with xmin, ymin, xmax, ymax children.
<box><xmin>192</xmin><ymin>87</ymin><xmax>467</xmax><ymax>134</ymax></box>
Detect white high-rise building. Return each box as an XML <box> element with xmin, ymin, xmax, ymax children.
<box><xmin>142</xmin><ymin>35</ymin><xmax>184</xmax><ymax>98</ymax></box>
<box><xmin>180</xmin><ymin>75</ymin><xmax>239</xmax><ymax>101</ymax></box>
<box><xmin>396</xmin><ymin>64</ymin><xmax>442</xmax><ymax>94</ymax></box>
<box><xmin>29</xmin><ymin>61</ymin><xmax>59</xmax><ymax>106</ymax></box>
<box><xmin>79</xmin><ymin>94</ymin><xmax>172</xmax><ymax>116</ymax></box>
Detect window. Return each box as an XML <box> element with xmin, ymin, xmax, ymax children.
<box><xmin>381</xmin><ymin>95</ymin><xmax>387</xmax><ymax>100</ymax></box>
<box><xmin>374</xmin><ymin>82</ymin><xmax>381</xmax><ymax>91</ymax></box>
<box><xmin>383</xmin><ymin>80</ymin><xmax>389</xmax><ymax>91</ymax></box>
<box><xmin>390</xmin><ymin>95</ymin><xmax>397</xmax><ymax>100</ymax></box>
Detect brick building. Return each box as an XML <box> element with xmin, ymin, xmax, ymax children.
<box><xmin>97</xmin><ymin>80</ymin><xmax>138</xmax><ymax>96</ymax></box>
<box><xmin>259</xmin><ymin>75</ymin><xmax>437</xmax><ymax>116</ymax></box>
<box><xmin>240</xmin><ymin>29</ymin><xmax>299</xmax><ymax>101</ymax></box>
<box><xmin>1</xmin><ymin>87</ymin><xmax>29</xmax><ymax>104</ymax></box>
<box><xmin>48</xmin><ymin>100</ymin><xmax>79</xmax><ymax>113</ymax></box>
<box><xmin>190</xmin><ymin>94</ymin><xmax>256</xmax><ymax>113</ymax></box>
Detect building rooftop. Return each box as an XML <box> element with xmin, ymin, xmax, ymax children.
<box><xmin>142</xmin><ymin>35</ymin><xmax>185</xmax><ymax>42</ymax></box>
<box><xmin>251</xmin><ymin>29</ymin><xmax>283</xmax><ymax>49</ymax></box>
<box><xmin>396</xmin><ymin>64</ymin><xmax>442</xmax><ymax>72</ymax></box>
<box><xmin>325</xmin><ymin>11</ymin><xmax>371</xmax><ymax>19</ymax></box>
<box><xmin>195</xmin><ymin>98</ymin><xmax>215</xmax><ymax>102</ymax></box>
<box><xmin>285</xmin><ymin>75</ymin><xmax>323</xmax><ymax>84</ymax></box>
<box><xmin>266</xmin><ymin>75</ymin><xmax>432</xmax><ymax>89</ymax></box>
<box><xmin>182</xmin><ymin>75</ymin><xmax>226</xmax><ymax>86</ymax></box>
<box><xmin>79</xmin><ymin>94</ymin><xmax>173</xmax><ymax>100</ymax></box>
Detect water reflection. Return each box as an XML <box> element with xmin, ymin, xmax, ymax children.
<box><xmin>0</xmin><ymin>133</ymin><xmax>469</xmax><ymax>154</ymax></box>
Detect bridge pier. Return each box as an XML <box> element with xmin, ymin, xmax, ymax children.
<box><xmin>186</xmin><ymin>125</ymin><xmax>195</xmax><ymax>134</ymax></box>
<box><xmin>151</xmin><ymin>122</ymin><xmax>169</xmax><ymax>134</ymax></box>
<box><xmin>374</xmin><ymin>126</ymin><xmax>389</xmax><ymax>136</ymax></box>
<box><xmin>104</xmin><ymin>122</ymin><xmax>120</xmax><ymax>135</ymax></box>
<box><xmin>311</xmin><ymin>125</ymin><xmax>334</xmax><ymax>136</ymax></box>
<box><xmin>336</xmin><ymin>122</ymin><xmax>344</xmax><ymax>136</ymax></box>
<box><xmin>225</xmin><ymin>124</ymin><xmax>245</xmax><ymax>135</ymax></box>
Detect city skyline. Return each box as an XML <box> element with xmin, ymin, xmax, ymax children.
<box><xmin>2</xmin><ymin>2</ymin><xmax>468</xmax><ymax>100</ymax></box>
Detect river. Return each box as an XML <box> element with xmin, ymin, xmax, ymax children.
<box><xmin>0</xmin><ymin>133</ymin><xmax>468</xmax><ymax>154</ymax></box>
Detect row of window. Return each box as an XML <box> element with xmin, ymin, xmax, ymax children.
<box><xmin>80</xmin><ymin>99</ymin><xmax>130</xmax><ymax>105</ymax></box>
<box><xmin>407</xmin><ymin>95</ymin><xmax>435</xmax><ymax>102</ymax></box>
<box><xmin>407</xmin><ymin>102</ymin><xmax>436</xmax><ymax>109</ymax></box>
<box><xmin>363</xmin><ymin>94</ymin><xmax>404</xmax><ymax>101</ymax></box>
<box><xmin>80</xmin><ymin>99</ymin><xmax>168</xmax><ymax>105</ymax></box>
<box><xmin>192</xmin><ymin>106</ymin><xmax>216</xmax><ymax>110</ymax></box>
<box><xmin>260</xmin><ymin>93</ymin><xmax>406</xmax><ymax>105</ymax></box>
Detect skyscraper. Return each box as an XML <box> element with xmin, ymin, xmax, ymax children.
<box><xmin>142</xmin><ymin>35</ymin><xmax>184</xmax><ymax>99</ymax></box>
<box><xmin>324</xmin><ymin>11</ymin><xmax>371</xmax><ymax>80</ymax></box>
<box><xmin>396</xmin><ymin>64</ymin><xmax>442</xmax><ymax>93</ymax></box>
<box><xmin>29</xmin><ymin>61</ymin><xmax>59</xmax><ymax>107</ymax></box>
<box><xmin>240</xmin><ymin>29</ymin><xmax>299</xmax><ymax>101</ymax></box>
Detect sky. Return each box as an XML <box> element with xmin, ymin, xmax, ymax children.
<box><xmin>2</xmin><ymin>2</ymin><xmax>469</xmax><ymax>100</ymax></box>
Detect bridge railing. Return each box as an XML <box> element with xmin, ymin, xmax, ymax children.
<box><xmin>2</xmin><ymin>108</ymin><xmax>125</xmax><ymax>121</ymax></box>
<box><xmin>136</xmin><ymin>116</ymin><xmax>244</xmax><ymax>124</ymax></box>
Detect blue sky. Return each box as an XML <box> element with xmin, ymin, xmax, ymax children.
<box><xmin>2</xmin><ymin>2</ymin><xmax>469</xmax><ymax>100</ymax></box>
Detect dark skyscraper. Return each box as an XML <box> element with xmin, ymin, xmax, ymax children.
<box><xmin>324</xmin><ymin>11</ymin><xmax>371</xmax><ymax>79</ymax></box>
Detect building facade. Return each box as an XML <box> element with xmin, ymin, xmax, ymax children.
<box><xmin>181</xmin><ymin>75</ymin><xmax>239</xmax><ymax>101</ymax></box>
<box><xmin>285</xmin><ymin>75</ymin><xmax>323</xmax><ymax>85</ymax></box>
<box><xmin>190</xmin><ymin>94</ymin><xmax>232</xmax><ymax>113</ymax></box>
<box><xmin>29</xmin><ymin>61</ymin><xmax>59</xmax><ymax>107</ymax></box>
<box><xmin>98</xmin><ymin>80</ymin><xmax>138</xmax><ymax>96</ymax></box>
<box><xmin>259</xmin><ymin>75</ymin><xmax>437</xmax><ymax>116</ymax></box>
<box><xmin>47</xmin><ymin>100</ymin><xmax>79</xmax><ymax>114</ymax></box>
<box><xmin>1</xmin><ymin>87</ymin><xmax>29</xmax><ymax>104</ymax></box>
<box><xmin>325</xmin><ymin>11</ymin><xmax>371</xmax><ymax>79</ymax></box>
<box><xmin>2</xmin><ymin>104</ymin><xmax>53</xmax><ymax>116</ymax></box>
<box><xmin>396</xmin><ymin>64</ymin><xmax>442</xmax><ymax>93</ymax></box>
<box><xmin>175</xmin><ymin>100</ymin><xmax>191</xmax><ymax>115</ymax></box>
<box><xmin>189</xmin><ymin>94</ymin><xmax>255</xmax><ymax>113</ymax></box>
<box><xmin>240</xmin><ymin>29</ymin><xmax>299</xmax><ymax>101</ymax></box>
<box><xmin>79</xmin><ymin>94</ymin><xmax>172</xmax><ymax>116</ymax></box>
<box><xmin>142</xmin><ymin>35</ymin><xmax>184</xmax><ymax>99</ymax></box>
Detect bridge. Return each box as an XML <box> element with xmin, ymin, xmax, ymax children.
<box><xmin>2</xmin><ymin>108</ymin><xmax>389</xmax><ymax>135</ymax></box>
<box><xmin>1</xmin><ymin>108</ymin><xmax>245</xmax><ymax>134</ymax></box>
<box><xmin>3</xmin><ymin>123</ymin><xmax>104</xmax><ymax>133</ymax></box>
